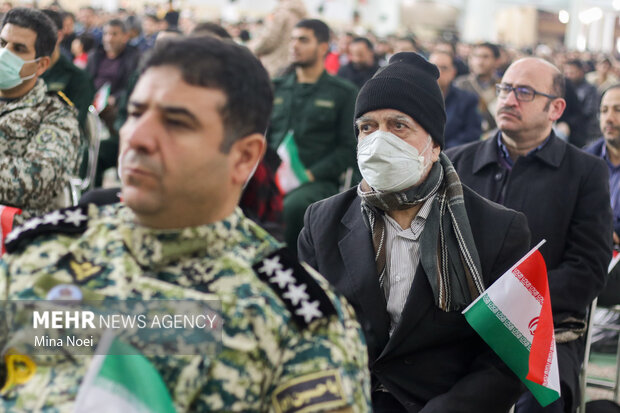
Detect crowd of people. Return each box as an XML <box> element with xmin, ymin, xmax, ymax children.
<box><xmin>0</xmin><ymin>1</ymin><xmax>618</xmax><ymax>412</ymax></box>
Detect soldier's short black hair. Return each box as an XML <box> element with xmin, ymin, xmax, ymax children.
<box><xmin>77</xmin><ymin>32</ymin><xmax>95</xmax><ymax>53</ymax></box>
<box><xmin>41</xmin><ymin>9</ymin><xmax>62</xmax><ymax>33</ymax></box>
<box><xmin>191</xmin><ymin>21</ymin><xmax>232</xmax><ymax>39</ymax></box>
<box><xmin>63</xmin><ymin>11</ymin><xmax>75</xmax><ymax>22</ymax></box>
<box><xmin>565</xmin><ymin>59</ymin><xmax>584</xmax><ymax>72</ymax></box>
<box><xmin>294</xmin><ymin>19</ymin><xmax>330</xmax><ymax>44</ymax></box>
<box><xmin>351</xmin><ymin>36</ymin><xmax>373</xmax><ymax>51</ymax></box>
<box><xmin>105</xmin><ymin>18</ymin><xmax>126</xmax><ymax>33</ymax></box>
<box><xmin>1</xmin><ymin>7</ymin><xmax>57</xmax><ymax>57</ymax></box>
<box><xmin>139</xmin><ymin>36</ymin><xmax>273</xmax><ymax>152</ymax></box>
<box><xmin>143</xmin><ymin>14</ymin><xmax>160</xmax><ymax>23</ymax></box>
<box><xmin>431</xmin><ymin>50</ymin><xmax>456</xmax><ymax>68</ymax></box>
<box><xmin>398</xmin><ymin>36</ymin><xmax>418</xmax><ymax>50</ymax></box>
<box><xmin>474</xmin><ymin>41</ymin><xmax>500</xmax><ymax>59</ymax></box>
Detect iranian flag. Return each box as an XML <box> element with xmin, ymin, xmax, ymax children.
<box><xmin>0</xmin><ymin>205</ymin><xmax>21</xmax><ymax>256</ymax></box>
<box><xmin>608</xmin><ymin>249</ymin><xmax>620</xmax><ymax>273</ymax></box>
<box><xmin>275</xmin><ymin>130</ymin><xmax>309</xmax><ymax>194</ymax></box>
<box><xmin>93</xmin><ymin>82</ymin><xmax>111</xmax><ymax>114</ymax></box>
<box><xmin>463</xmin><ymin>240</ymin><xmax>561</xmax><ymax>407</ymax></box>
<box><xmin>74</xmin><ymin>332</ymin><xmax>176</xmax><ymax>413</ymax></box>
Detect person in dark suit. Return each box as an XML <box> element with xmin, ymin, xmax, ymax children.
<box><xmin>429</xmin><ymin>50</ymin><xmax>482</xmax><ymax>148</ymax></box>
<box><xmin>298</xmin><ymin>52</ymin><xmax>532</xmax><ymax>412</ymax></box>
<box><xmin>337</xmin><ymin>37</ymin><xmax>380</xmax><ymax>89</ymax></box>
<box><xmin>446</xmin><ymin>57</ymin><xmax>613</xmax><ymax>413</ymax></box>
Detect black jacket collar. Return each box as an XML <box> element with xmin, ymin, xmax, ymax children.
<box><xmin>473</xmin><ymin>130</ymin><xmax>566</xmax><ymax>174</ymax></box>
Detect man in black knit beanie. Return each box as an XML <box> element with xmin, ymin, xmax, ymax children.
<box><xmin>298</xmin><ymin>52</ymin><xmax>533</xmax><ymax>412</ymax></box>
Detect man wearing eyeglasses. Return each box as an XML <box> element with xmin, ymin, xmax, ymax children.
<box><xmin>447</xmin><ymin>57</ymin><xmax>613</xmax><ymax>413</ymax></box>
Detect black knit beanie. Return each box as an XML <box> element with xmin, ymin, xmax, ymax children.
<box><xmin>354</xmin><ymin>52</ymin><xmax>446</xmax><ymax>148</ymax></box>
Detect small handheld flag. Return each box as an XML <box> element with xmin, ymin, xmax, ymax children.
<box><xmin>463</xmin><ymin>240</ymin><xmax>561</xmax><ymax>407</ymax></box>
<box><xmin>275</xmin><ymin>130</ymin><xmax>310</xmax><ymax>194</ymax></box>
<box><xmin>0</xmin><ymin>205</ymin><xmax>22</xmax><ymax>256</ymax></box>
<box><xmin>74</xmin><ymin>331</ymin><xmax>176</xmax><ymax>413</ymax></box>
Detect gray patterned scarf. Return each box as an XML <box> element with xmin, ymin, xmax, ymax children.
<box><xmin>358</xmin><ymin>153</ymin><xmax>485</xmax><ymax>311</ymax></box>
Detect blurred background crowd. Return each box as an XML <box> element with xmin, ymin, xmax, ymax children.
<box><xmin>2</xmin><ymin>0</ymin><xmax>619</xmax><ymax>242</ymax></box>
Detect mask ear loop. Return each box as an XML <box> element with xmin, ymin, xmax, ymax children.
<box><xmin>242</xmin><ymin>157</ymin><xmax>261</xmax><ymax>191</ymax></box>
<box><xmin>421</xmin><ymin>135</ymin><xmax>433</xmax><ymax>155</ymax></box>
<box><xmin>419</xmin><ymin>135</ymin><xmax>435</xmax><ymax>172</ymax></box>
<box><xmin>18</xmin><ymin>57</ymin><xmax>41</xmax><ymax>82</ymax></box>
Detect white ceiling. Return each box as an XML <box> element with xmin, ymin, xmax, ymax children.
<box><xmin>434</xmin><ymin>0</ymin><xmax>618</xmax><ymax>13</ymax></box>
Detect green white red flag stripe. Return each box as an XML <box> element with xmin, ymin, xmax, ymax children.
<box><xmin>93</xmin><ymin>82</ymin><xmax>111</xmax><ymax>114</ymax></box>
<box><xmin>608</xmin><ymin>249</ymin><xmax>620</xmax><ymax>273</ymax></box>
<box><xmin>74</xmin><ymin>331</ymin><xmax>176</xmax><ymax>413</ymax></box>
<box><xmin>275</xmin><ymin>130</ymin><xmax>309</xmax><ymax>194</ymax></box>
<box><xmin>463</xmin><ymin>240</ymin><xmax>560</xmax><ymax>407</ymax></box>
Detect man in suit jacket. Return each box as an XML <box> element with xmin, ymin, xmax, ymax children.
<box><xmin>429</xmin><ymin>50</ymin><xmax>482</xmax><ymax>149</ymax></box>
<box><xmin>446</xmin><ymin>57</ymin><xmax>613</xmax><ymax>413</ymax></box>
<box><xmin>298</xmin><ymin>52</ymin><xmax>532</xmax><ymax>412</ymax></box>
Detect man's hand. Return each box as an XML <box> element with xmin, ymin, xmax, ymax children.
<box><xmin>614</xmin><ymin>231</ymin><xmax>619</xmax><ymax>245</ymax></box>
<box><xmin>306</xmin><ymin>169</ymin><xmax>315</xmax><ymax>182</ymax></box>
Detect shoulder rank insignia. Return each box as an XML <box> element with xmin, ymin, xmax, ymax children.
<box><xmin>5</xmin><ymin>205</ymin><xmax>89</xmax><ymax>254</ymax></box>
<box><xmin>50</xmin><ymin>90</ymin><xmax>74</xmax><ymax>107</ymax></box>
<box><xmin>253</xmin><ymin>248</ymin><xmax>336</xmax><ymax>329</ymax></box>
<box><xmin>272</xmin><ymin>369</ymin><xmax>347</xmax><ymax>413</ymax></box>
<box><xmin>67</xmin><ymin>257</ymin><xmax>102</xmax><ymax>284</ymax></box>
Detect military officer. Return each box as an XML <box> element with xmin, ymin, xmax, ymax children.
<box><xmin>41</xmin><ymin>8</ymin><xmax>95</xmax><ymax>130</ymax></box>
<box><xmin>0</xmin><ymin>8</ymin><xmax>81</xmax><ymax>225</ymax></box>
<box><xmin>0</xmin><ymin>36</ymin><xmax>371</xmax><ymax>412</ymax></box>
<box><xmin>267</xmin><ymin>19</ymin><xmax>358</xmax><ymax>256</ymax></box>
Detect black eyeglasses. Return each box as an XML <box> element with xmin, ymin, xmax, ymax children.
<box><xmin>495</xmin><ymin>83</ymin><xmax>558</xmax><ymax>102</ymax></box>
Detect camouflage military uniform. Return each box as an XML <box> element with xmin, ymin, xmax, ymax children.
<box><xmin>0</xmin><ymin>79</ymin><xmax>80</xmax><ymax>225</ymax></box>
<box><xmin>0</xmin><ymin>203</ymin><xmax>371</xmax><ymax>412</ymax></box>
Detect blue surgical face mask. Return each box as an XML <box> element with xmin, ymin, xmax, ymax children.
<box><xmin>0</xmin><ymin>48</ymin><xmax>39</xmax><ymax>90</ymax></box>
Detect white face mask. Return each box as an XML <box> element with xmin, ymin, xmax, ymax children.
<box><xmin>0</xmin><ymin>48</ymin><xmax>39</xmax><ymax>90</ymax></box>
<box><xmin>357</xmin><ymin>130</ymin><xmax>432</xmax><ymax>192</ymax></box>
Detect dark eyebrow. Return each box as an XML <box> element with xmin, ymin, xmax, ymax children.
<box><xmin>0</xmin><ymin>37</ymin><xmax>28</xmax><ymax>51</ymax></box>
<box><xmin>128</xmin><ymin>101</ymin><xmax>201</xmax><ymax>127</ymax></box>
<box><xmin>128</xmin><ymin>100</ymin><xmax>146</xmax><ymax>110</ymax></box>
<box><xmin>502</xmin><ymin>82</ymin><xmax>534</xmax><ymax>89</ymax></box>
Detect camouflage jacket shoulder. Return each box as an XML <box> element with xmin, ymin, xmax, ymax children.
<box><xmin>0</xmin><ymin>79</ymin><xmax>81</xmax><ymax>223</ymax></box>
<box><xmin>0</xmin><ymin>203</ymin><xmax>371</xmax><ymax>412</ymax></box>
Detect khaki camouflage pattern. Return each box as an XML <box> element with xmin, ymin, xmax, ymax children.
<box><xmin>0</xmin><ymin>203</ymin><xmax>371</xmax><ymax>412</ymax></box>
<box><xmin>0</xmin><ymin>79</ymin><xmax>80</xmax><ymax>225</ymax></box>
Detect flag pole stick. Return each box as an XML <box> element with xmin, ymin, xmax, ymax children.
<box><xmin>507</xmin><ymin>239</ymin><xmax>547</xmax><ymax>274</ymax></box>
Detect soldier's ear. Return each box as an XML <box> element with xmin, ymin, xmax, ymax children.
<box><xmin>36</xmin><ymin>56</ymin><xmax>51</xmax><ymax>76</ymax></box>
<box><xmin>229</xmin><ymin>133</ymin><xmax>266</xmax><ymax>187</ymax></box>
<box><xmin>319</xmin><ymin>41</ymin><xmax>330</xmax><ymax>58</ymax></box>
